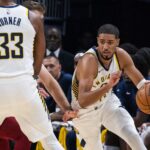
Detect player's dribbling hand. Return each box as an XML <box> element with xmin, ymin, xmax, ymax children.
<box><xmin>108</xmin><ymin>70</ymin><xmax>122</xmax><ymax>87</ymax></box>
<box><xmin>63</xmin><ymin>110</ymin><xmax>78</xmax><ymax>122</ymax></box>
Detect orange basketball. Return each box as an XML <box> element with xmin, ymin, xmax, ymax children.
<box><xmin>136</xmin><ymin>82</ymin><xmax>150</xmax><ymax>114</ymax></box>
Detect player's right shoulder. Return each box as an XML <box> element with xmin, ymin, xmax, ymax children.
<box><xmin>81</xmin><ymin>53</ymin><xmax>97</xmax><ymax>64</ymax></box>
<box><xmin>77</xmin><ymin>52</ymin><xmax>98</xmax><ymax>75</ymax></box>
<box><xmin>76</xmin><ymin>47</ymin><xmax>98</xmax><ymax>72</ymax></box>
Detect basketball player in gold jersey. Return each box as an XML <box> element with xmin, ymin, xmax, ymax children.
<box><xmin>70</xmin><ymin>24</ymin><xmax>147</xmax><ymax>150</ymax></box>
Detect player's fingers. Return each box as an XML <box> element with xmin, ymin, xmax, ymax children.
<box><xmin>39</xmin><ymin>91</ymin><xmax>47</xmax><ymax>98</ymax></box>
<box><xmin>67</xmin><ymin>111</ymin><xmax>78</xmax><ymax>117</ymax></box>
<box><xmin>62</xmin><ymin>114</ymin><xmax>67</xmax><ymax>122</ymax></box>
<box><xmin>146</xmin><ymin>80</ymin><xmax>150</xmax><ymax>84</ymax></box>
<box><xmin>39</xmin><ymin>89</ymin><xmax>49</xmax><ymax>98</ymax></box>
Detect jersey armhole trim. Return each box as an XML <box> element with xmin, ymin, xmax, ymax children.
<box><xmin>114</xmin><ymin>51</ymin><xmax>121</xmax><ymax>71</ymax></box>
<box><xmin>26</xmin><ymin>8</ymin><xmax>29</xmax><ymax>18</ymax></box>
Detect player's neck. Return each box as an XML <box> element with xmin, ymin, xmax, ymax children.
<box><xmin>102</xmin><ymin>59</ymin><xmax>112</xmax><ymax>69</ymax></box>
<box><xmin>0</xmin><ymin>0</ymin><xmax>16</xmax><ymax>6</ymax></box>
<box><xmin>98</xmin><ymin>53</ymin><xmax>113</xmax><ymax>69</ymax></box>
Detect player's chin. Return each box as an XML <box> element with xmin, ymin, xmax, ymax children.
<box><xmin>103</xmin><ymin>55</ymin><xmax>112</xmax><ymax>60</ymax></box>
<box><xmin>101</xmin><ymin>53</ymin><xmax>112</xmax><ymax>60</ymax></box>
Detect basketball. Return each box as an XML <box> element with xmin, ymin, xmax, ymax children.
<box><xmin>136</xmin><ymin>82</ymin><xmax>150</xmax><ymax>114</ymax></box>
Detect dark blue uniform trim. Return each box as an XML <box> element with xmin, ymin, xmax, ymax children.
<box><xmin>80</xmin><ymin>139</ymin><xmax>86</xmax><ymax>147</ymax></box>
<box><xmin>0</xmin><ymin>4</ymin><xmax>19</xmax><ymax>8</ymax></box>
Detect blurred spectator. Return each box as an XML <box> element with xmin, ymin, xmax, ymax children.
<box><xmin>40</xmin><ymin>56</ymin><xmax>72</xmax><ymax>113</ymax></box>
<box><xmin>77</xmin><ymin>31</ymin><xmax>95</xmax><ymax>52</ymax></box>
<box><xmin>136</xmin><ymin>47</ymin><xmax>150</xmax><ymax>78</ymax></box>
<box><xmin>133</xmin><ymin>55</ymin><xmax>150</xmax><ymax>78</ymax></box>
<box><xmin>45</xmin><ymin>26</ymin><xmax>74</xmax><ymax>74</ymax></box>
<box><xmin>74</xmin><ymin>52</ymin><xmax>84</xmax><ymax>69</ymax></box>
<box><xmin>120</xmin><ymin>43</ymin><xmax>138</xmax><ymax>56</ymax></box>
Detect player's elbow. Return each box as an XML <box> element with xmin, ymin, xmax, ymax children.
<box><xmin>34</xmin><ymin>64</ymin><xmax>42</xmax><ymax>76</ymax></box>
<box><xmin>34</xmin><ymin>68</ymin><xmax>41</xmax><ymax>76</ymax></box>
<box><xmin>78</xmin><ymin>97</ymin><xmax>87</xmax><ymax>108</ymax></box>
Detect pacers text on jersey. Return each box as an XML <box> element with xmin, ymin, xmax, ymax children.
<box><xmin>0</xmin><ymin>17</ymin><xmax>21</xmax><ymax>27</ymax></box>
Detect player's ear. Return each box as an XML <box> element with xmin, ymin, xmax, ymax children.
<box><xmin>116</xmin><ymin>38</ymin><xmax>120</xmax><ymax>46</ymax></box>
<box><xmin>96</xmin><ymin>36</ymin><xmax>99</xmax><ymax>44</ymax></box>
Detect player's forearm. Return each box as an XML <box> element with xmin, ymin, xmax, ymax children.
<box><xmin>39</xmin><ymin>66</ymin><xmax>71</xmax><ymax>112</ymax></box>
<box><xmin>52</xmin><ymin>91</ymin><xmax>71</xmax><ymax>112</ymax></box>
<box><xmin>33</xmin><ymin>51</ymin><xmax>45</xmax><ymax>75</ymax></box>
<box><xmin>45</xmin><ymin>84</ymin><xmax>71</xmax><ymax>112</ymax></box>
<box><xmin>125</xmin><ymin>65</ymin><xmax>145</xmax><ymax>88</ymax></box>
<box><xmin>78</xmin><ymin>83</ymin><xmax>111</xmax><ymax>108</ymax></box>
<box><xmin>33</xmin><ymin>62</ymin><xmax>43</xmax><ymax>75</ymax></box>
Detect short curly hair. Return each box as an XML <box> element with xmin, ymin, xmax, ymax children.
<box><xmin>22</xmin><ymin>0</ymin><xmax>46</xmax><ymax>14</ymax></box>
<box><xmin>97</xmin><ymin>24</ymin><xmax>120</xmax><ymax>38</ymax></box>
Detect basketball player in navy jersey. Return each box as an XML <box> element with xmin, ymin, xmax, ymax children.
<box><xmin>0</xmin><ymin>0</ymin><xmax>75</xmax><ymax>150</ymax></box>
<box><xmin>70</xmin><ymin>24</ymin><xmax>147</xmax><ymax>150</ymax></box>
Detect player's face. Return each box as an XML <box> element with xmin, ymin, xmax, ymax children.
<box><xmin>97</xmin><ymin>33</ymin><xmax>119</xmax><ymax>60</ymax></box>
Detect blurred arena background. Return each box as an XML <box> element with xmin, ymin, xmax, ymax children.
<box><xmin>16</xmin><ymin>0</ymin><xmax>150</xmax><ymax>54</ymax></box>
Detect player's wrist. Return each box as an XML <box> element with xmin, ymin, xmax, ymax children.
<box><xmin>105</xmin><ymin>83</ymin><xmax>113</xmax><ymax>90</ymax></box>
<box><xmin>71</xmin><ymin>100</ymin><xmax>82</xmax><ymax>111</ymax></box>
<box><xmin>64</xmin><ymin>106</ymin><xmax>72</xmax><ymax>112</ymax></box>
<box><xmin>137</xmin><ymin>79</ymin><xmax>146</xmax><ymax>89</ymax></box>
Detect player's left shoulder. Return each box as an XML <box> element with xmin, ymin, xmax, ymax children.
<box><xmin>116</xmin><ymin>47</ymin><xmax>125</xmax><ymax>54</ymax></box>
<box><xmin>116</xmin><ymin>47</ymin><xmax>130</xmax><ymax>58</ymax></box>
<box><xmin>115</xmin><ymin>47</ymin><xmax>133</xmax><ymax>68</ymax></box>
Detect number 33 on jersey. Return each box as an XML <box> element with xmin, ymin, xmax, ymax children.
<box><xmin>0</xmin><ymin>5</ymin><xmax>36</xmax><ymax>77</ymax></box>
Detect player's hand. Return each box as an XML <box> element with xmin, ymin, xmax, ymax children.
<box><xmin>138</xmin><ymin>123</ymin><xmax>148</xmax><ymax>134</ymax></box>
<box><xmin>108</xmin><ymin>71</ymin><xmax>122</xmax><ymax>87</ymax></box>
<box><xmin>38</xmin><ymin>87</ymin><xmax>49</xmax><ymax>98</ymax></box>
<box><xmin>145</xmin><ymin>80</ymin><xmax>150</xmax><ymax>84</ymax></box>
<box><xmin>63</xmin><ymin>110</ymin><xmax>78</xmax><ymax>122</ymax></box>
<box><xmin>138</xmin><ymin>80</ymin><xmax>150</xmax><ymax>90</ymax></box>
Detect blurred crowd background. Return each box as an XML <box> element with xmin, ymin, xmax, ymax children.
<box><xmin>8</xmin><ymin>0</ymin><xmax>150</xmax><ymax>150</ymax></box>
<box><xmin>16</xmin><ymin>0</ymin><xmax>150</xmax><ymax>55</ymax></box>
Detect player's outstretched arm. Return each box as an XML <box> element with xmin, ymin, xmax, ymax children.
<box><xmin>39</xmin><ymin>65</ymin><xmax>71</xmax><ymax>112</ymax></box>
<box><xmin>117</xmin><ymin>48</ymin><xmax>145</xmax><ymax>88</ymax></box>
